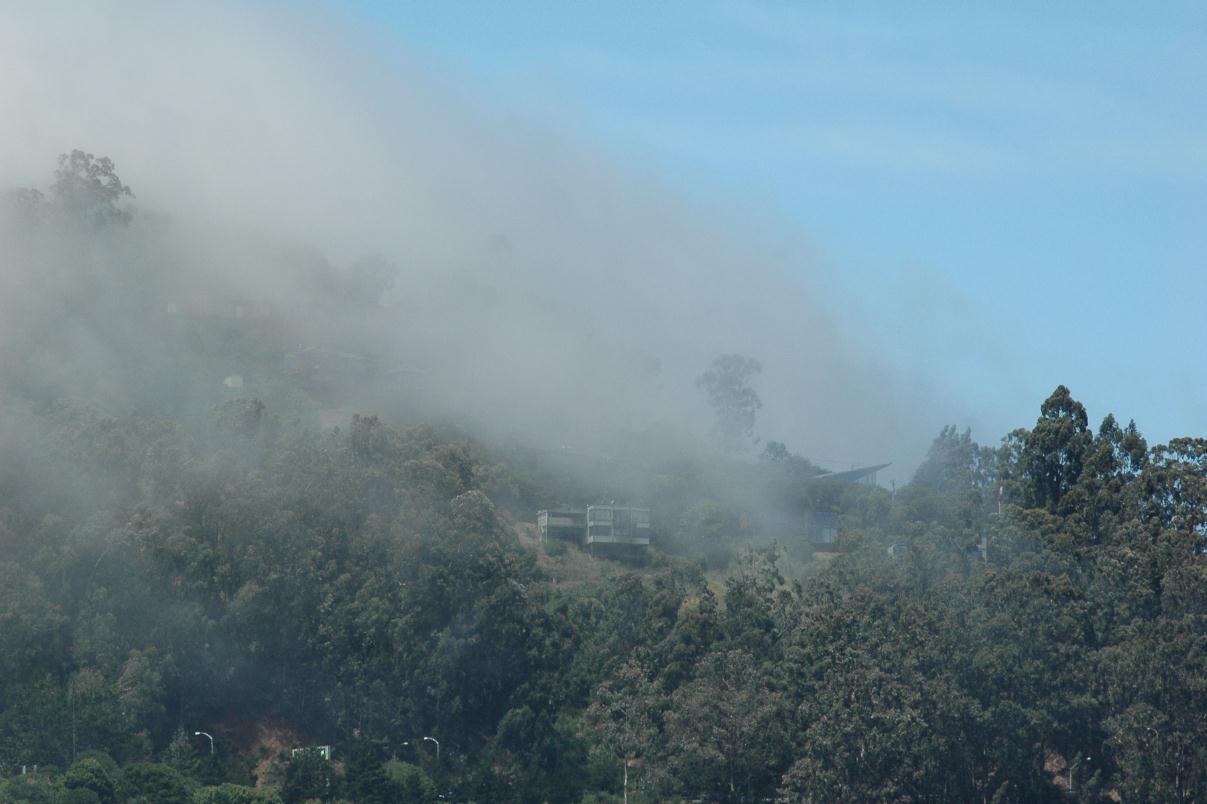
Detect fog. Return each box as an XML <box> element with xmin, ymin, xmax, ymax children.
<box><xmin>0</xmin><ymin>1</ymin><xmax>948</xmax><ymax>480</ymax></box>
<box><xmin>5</xmin><ymin>10</ymin><xmax>1202</xmax><ymax>800</ymax></box>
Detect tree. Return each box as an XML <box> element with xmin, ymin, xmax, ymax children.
<box><xmin>161</xmin><ymin>728</ymin><xmax>201</xmax><ymax>779</ymax></box>
<box><xmin>50</xmin><ymin>150</ymin><xmax>133</xmax><ymax>226</ymax></box>
<box><xmin>584</xmin><ymin>662</ymin><xmax>664</xmax><ymax>795</ymax></box>
<box><xmin>912</xmin><ymin>426</ymin><xmax>996</xmax><ymax>497</ymax></box>
<box><xmin>0</xmin><ymin>772</ymin><xmax>58</xmax><ymax>804</ymax></box>
<box><xmin>762</xmin><ymin>441</ymin><xmax>790</xmax><ymax>463</ymax></box>
<box><xmin>343</xmin><ymin>255</ymin><xmax>399</xmax><ymax>306</ymax></box>
<box><xmin>63</xmin><ymin>757</ymin><xmax>116</xmax><ymax>804</ymax></box>
<box><xmin>0</xmin><ymin>677</ymin><xmax>70</xmax><ymax>770</ymax></box>
<box><xmin>342</xmin><ymin>746</ymin><xmax>392</xmax><ymax>804</ymax></box>
<box><xmin>662</xmin><ymin>651</ymin><xmax>787</xmax><ymax>802</ymax></box>
<box><xmin>0</xmin><ymin>563</ymin><xmax>65</xmax><ymax>682</ymax></box>
<box><xmin>6</xmin><ymin>187</ymin><xmax>45</xmax><ymax>225</ymax></box>
<box><xmin>115</xmin><ymin>762</ymin><xmax>190</xmax><ymax>804</ymax></box>
<box><xmin>696</xmin><ymin>355</ymin><xmax>762</xmax><ymax>454</ymax></box>
<box><xmin>281</xmin><ymin>749</ymin><xmax>337</xmax><ymax>804</ymax></box>
<box><xmin>382</xmin><ymin>760</ymin><xmax>438</xmax><ymax>804</ymax></box>
<box><xmin>1017</xmin><ymin>386</ymin><xmax>1092</xmax><ymax>512</ymax></box>
<box><xmin>1147</xmin><ymin>437</ymin><xmax>1207</xmax><ymax>541</ymax></box>
<box><xmin>114</xmin><ymin>649</ymin><xmax>165</xmax><ymax>731</ymax></box>
<box><xmin>673</xmin><ymin>500</ymin><xmax>742</xmax><ymax>568</ymax></box>
<box><xmin>192</xmin><ymin>784</ymin><xmax>283</xmax><ymax>804</ymax></box>
<box><xmin>899</xmin><ymin>426</ymin><xmax>998</xmax><ymax>534</ymax></box>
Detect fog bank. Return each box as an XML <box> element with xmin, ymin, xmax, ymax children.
<box><xmin>0</xmin><ymin>2</ymin><xmax>950</xmax><ymax>478</ymax></box>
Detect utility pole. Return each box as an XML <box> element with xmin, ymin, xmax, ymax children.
<box><xmin>70</xmin><ymin>682</ymin><xmax>77</xmax><ymax>764</ymax></box>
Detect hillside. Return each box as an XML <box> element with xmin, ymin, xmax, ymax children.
<box><xmin>2</xmin><ymin>155</ymin><xmax>1206</xmax><ymax>804</ymax></box>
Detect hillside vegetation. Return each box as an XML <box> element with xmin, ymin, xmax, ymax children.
<box><xmin>2</xmin><ymin>155</ymin><xmax>1205</xmax><ymax>802</ymax></box>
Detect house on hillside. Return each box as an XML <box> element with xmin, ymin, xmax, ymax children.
<box><xmin>536</xmin><ymin>505</ymin><xmax>651</xmax><ymax>551</ymax></box>
<box><xmin>805</xmin><ymin>510</ymin><xmax>839</xmax><ymax>547</ymax></box>
<box><xmin>537</xmin><ymin>509</ymin><xmax>587</xmax><ymax>544</ymax></box>
<box><xmin>585</xmin><ymin>505</ymin><xmax>651</xmax><ymax>547</ymax></box>
<box><xmin>814</xmin><ymin>463</ymin><xmax>891</xmax><ymax>487</ymax></box>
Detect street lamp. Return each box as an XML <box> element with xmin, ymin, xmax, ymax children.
<box><xmin>1069</xmin><ymin>755</ymin><xmax>1091</xmax><ymax>794</ymax></box>
<box><xmin>194</xmin><ymin>731</ymin><xmax>214</xmax><ymax>755</ymax></box>
<box><xmin>422</xmin><ymin>736</ymin><xmax>440</xmax><ymax>761</ymax></box>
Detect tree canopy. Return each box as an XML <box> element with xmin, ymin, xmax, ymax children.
<box><xmin>697</xmin><ymin>354</ymin><xmax>762</xmax><ymax>454</ymax></box>
<box><xmin>2</xmin><ymin>154</ymin><xmax>1205</xmax><ymax>802</ymax></box>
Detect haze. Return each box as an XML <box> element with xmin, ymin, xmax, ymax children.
<box><xmin>4</xmin><ymin>4</ymin><xmax>1206</xmax><ymax>802</ymax></box>
<box><xmin>0</xmin><ymin>2</ymin><xmax>955</xmax><ymax>480</ymax></box>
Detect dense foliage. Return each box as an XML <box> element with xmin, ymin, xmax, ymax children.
<box><xmin>2</xmin><ymin>156</ymin><xmax>1205</xmax><ymax>802</ymax></box>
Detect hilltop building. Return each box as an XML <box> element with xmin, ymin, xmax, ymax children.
<box><xmin>537</xmin><ymin>505</ymin><xmax>651</xmax><ymax>551</ymax></box>
<box><xmin>585</xmin><ymin>505</ymin><xmax>651</xmax><ymax>547</ymax></box>
<box><xmin>814</xmin><ymin>463</ymin><xmax>891</xmax><ymax>486</ymax></box>
<box><xmin>537</xmin><ymin>509</ymin><xmax>586</xmax><ymax>544</ymax></box>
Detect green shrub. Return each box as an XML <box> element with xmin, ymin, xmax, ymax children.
<box><xmin>382</xmin><ymin>760</ymin><xmax>437</xmax><ymax>804</ymax></box>
<box><xmin>63</xmin><ymin>758</ymin><xmax>115</xmax><ymax>804</ymax></box>
<box><xmin>117</xmin><ymin>762</ymin><xmax>191</xmax><ymax>804</ymax></box>
<box><xmin>191</xmin><ymin>783</ymin><xmax>283</xmax><ymax>804</ymax></box>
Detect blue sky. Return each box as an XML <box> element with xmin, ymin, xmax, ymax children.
<box><xmin>340</xmin><ymin>1</ymin><xmax>1206</xmax><ymax>447</ymax></box>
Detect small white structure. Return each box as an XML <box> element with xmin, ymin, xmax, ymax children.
<box><xmin>291</xmin><ymin>745</ymin><xmax>332</xmax><ymax>761</ymax></box>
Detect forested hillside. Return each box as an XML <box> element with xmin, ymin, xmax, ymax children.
<box><xmin>2</xmin><ymin>156</ymin><xmax>1205</xmax><ymax>803</ymax></box>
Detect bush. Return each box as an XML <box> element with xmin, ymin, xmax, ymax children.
<box><xmin>192</xmin><ymin>783</ymin><xmax>283</xmax><ymax>804</ymax></box>
<box><xmin>281</xmin><ymin>750</ymin><xmax>337</xmax><ymax>804</ymax></box>
<box><xmin>382</xmin><ymin>760</ymin><xmax>437</xmax><ymax>803</ymax></box>
<box><xmin>0</xmin><ymin>774</ymin><xmax>57</xmax><ymax>803</ymax></box>
<box><xmin>63</xmin><ymin>758</ymin><xmax>115</xmax><ymax>804</ymax></box>
<box><xmin>117</xmin><ymin>762</ymin><xmax>191</xmax><ymax>804</ymax></box>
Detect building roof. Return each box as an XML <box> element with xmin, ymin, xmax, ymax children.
<box><xmin>814</xmin><ymin>463</ymin><xmax>891</xmax><ymax>484</ymax></box>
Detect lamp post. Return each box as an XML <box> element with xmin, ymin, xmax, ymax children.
<box><xmin>422</xmin><ymin>736</ymin><xmax>440</xmax><ymax>761</ymax></box>
<box><xmin>1069</xmin><ymin>755</ymin><xmax>1091</xmax><ymax>794</ymax></box>
<box><xmin>194</xmin><ymin>731</ymin><xmax>214</xmax><ymax>755</ymax></box>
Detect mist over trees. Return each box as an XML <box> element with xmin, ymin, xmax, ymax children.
<box><xmin>697</xmin><ymin>355</ymin><xmax>763</xmax><ymax>455</ymax></box>
<box><xmin>1</xmin><ymin>151</ymin><xmax>1205</xmax><ymax>802</ymax></box>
